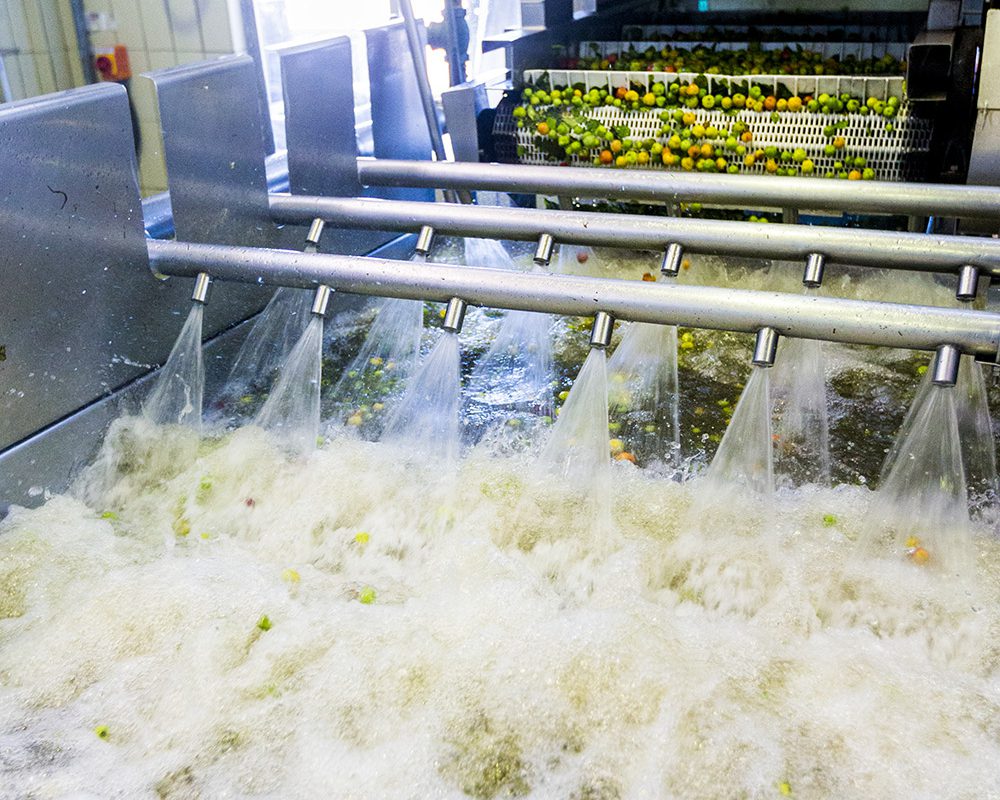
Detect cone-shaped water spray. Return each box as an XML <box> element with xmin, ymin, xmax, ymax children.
<box><xmin>142</xmin><ymin>276</ymin><xmax>210</xmax><ymax>430</ymax></box>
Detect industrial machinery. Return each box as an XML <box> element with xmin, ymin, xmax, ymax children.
<box><xmin>3</xmin><ymin>16</ymin><xmax>1000</xmax><ymax>505</ymax></box>
<box><xmin>3</xmin><ymin>4</ymin><xmax>1000</xmax><ymax>795</ymax></box>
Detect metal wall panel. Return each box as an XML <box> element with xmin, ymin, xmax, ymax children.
<box><xmin>364</xmin><ymin>22</ymin><xmax>435</xmax><ymax>203</ymax></box>
<box><xmin>143</xmin><ymin>55</ymin><xmax>291</xmax><ymax>335</ymax></box>
<box><xmin>279</xmin><ymin>36</ymin><xmax>402</xmax><ymax>255</ymax></box>
<box><xmin>143</xmin><ymin>55</ymin><xmax>276</xmax><ymax>248</ymax></box>
<box><xmin>0</xmin><ymin>84</ymin><xmax>191</xmax><ymax>452</ymax></box>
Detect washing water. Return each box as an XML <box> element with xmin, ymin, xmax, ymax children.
<box><xmin>2</xmin><ymin>250</ymin><xmax>999</xmax><ymax>798</ymax></box>
<box><xmin>218</xmin><ymin>287</ymin><xmax>314</xmax><ymax>417</ymax></box>
<box><xmin>380</xmin><ymin>331</ymin><xmax>463</xmax><ymax>466</ymax></box>
<box><xmin>606</xmin><ymin>321</ymin><xmax>680</xmax><ymax>474</ymax></box>
<box><xmin>254</xmin><ymin>315</ymin><xmax>325</xmax><ymax>456</ymax></box>
<box><xmin>141</xmin><ymin>302</ymin><xmax>205</xmax><ymax>431</ymax></box>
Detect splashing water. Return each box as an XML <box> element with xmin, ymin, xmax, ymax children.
<box><xmin>325</xmin><ymin>295</ymin><xmax>424</xmax><ymax>438</ymax></box>
<box><xmin>4</xmin><ymin>383</ymin><xmax>1000</xmax><ymax>798</ymax></box>
<box><xmin>539</xmin><ymin>348</ymin><xmax>610</xmax><ymax>484</ymax></box>
<box><xmin>881</xmin><ymin>355</ymin><xmax>998</xmax><ymax>519</ymax></box>
<box><xmin>221</xmin><ymin>288</ymin><xmax>313</xmax><ymax>408</ymax></box>
<box><xmin>463</xmin><ymin>237</ymin><xmax>516</xmax><ymax>269</ymax></box>
<box><xmin>254</xmin><ymin>315</ymin><xmax>324</xmax><ymax>455</ymax></box>
<box><xmin>706</xmin><ymin>365</ymin><xmax>774</xmax><ymax>494</ymax></box>
<box><xmin>554</xmin><ymin>243</ymin><xmax>595</xmax><ymax>275</ymax></box>
<box><xmin>770</xmin><ymin>337</ymin><xmax>831</xmax><ymax>487</ymax></box>
<box><xmin>955</xmin><ymin>355</ymin><xmax>998</xmax><ymax>516</ymax></box>
<box><xmin>867</xmin><ymin>384</ymin><xmax>972</xmax><ymax>574</ymax></box>
<box><xmin>380</xmin><ymin>331</ymin><xmax>462</xmax><ymax>465</ymax></box>
<box><xmin>512</xmin><ymin>347</ymin><xmax>615</xmax><ymax>545</ymax></box>
<box><xmin>465</xmin><ymin>311</ymin><xmax>555</xmax><ymax>444</ymax></box>
<box><xmin>606</xmin><ymin>321</ymin><xmax>680</xmax><ymax>473</ymax></box>
<box><xmin>142</xmin><ymin>302</ymin><xmax>204</xmax><ymax>431</ymax></box>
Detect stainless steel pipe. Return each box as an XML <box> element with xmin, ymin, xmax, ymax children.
<box><xmin>752</xmin><ymin>327</ymin><xmax>780</xmax><ymax>367</ymax></box>
<box><xmin>146</xmin><ymin>240</ymin><xmax>1000</xmax><ymax>359</ymax></box>
<box><xmin>356</xmin><ymin>159</ymin><xmax>1000</xmax><ymax>221</ymax></box>
<box><xmin>590</xmin><ymin>312</ymin><xmax>615</xmax><ymax>349</ymax></box>
<box><xmin>190</xmin><ymin>272</ymin><xmax>211</xmax><ymax>304</ymax></box>
<box><xmin>269</xmin><ymin>194</ymin><xmax>1000</xmax><ymax>276</ymax></box>
<box><xmin>660</xmin><ymin>243</ymin><xmax>684</xmax><ymax>277</ymax></box>
<box><xmin>932</xmin><ymin>344</ymin><xmax>961</xmax><ymax>386</ymax></box>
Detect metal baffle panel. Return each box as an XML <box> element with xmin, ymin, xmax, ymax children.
<box><xmin>143</xmin><ymin>55</ymin><xmax>276</xmax><ymax>247</ymax></box>
<box><xmin>0</xmin><ymin>84</ymin><xmax>200</xmax><ymax>453</ymax></box>
<box><xmin>364</xmin><ymin>22</ymin><xmax>435</xmax><ymax>203</ymax></box>
<box><xmin>278</xmin><ymin>37</ymin><xmax>398</xmax><ymax>254</ymax></box>
<box><xmin>280</xmin><ymin>37</ymin><xmax>361</xmax><ymax>200</ymax></box>
<box><xmin>143</xmin><ymin>55</ymin><xmax>287</xmax><ymax>331</ymax></box>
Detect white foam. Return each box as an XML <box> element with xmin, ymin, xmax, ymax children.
<box><xmin>1</xmin><ymin>422</ymin><xmax>998</xmax><ymax>798</ymax></box>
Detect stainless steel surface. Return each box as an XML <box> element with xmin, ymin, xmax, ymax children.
<box><xmin>534</xmin><ymin>233</ymin><xmax>555</xmax><ymax>266</ymax></box>
<box><xmin>660</xmin><ymin>243</ymin><xmax>684</xmax><ymax>277</ymax></box>
<box><xmin>957</xmin><ymin>265</ymin><xmax>980</xmax><ymax>301</ymax></box>
<box><xmin>782</xmin><ymin>208</ymin><xmax>800</xmax><ymax>225</ymax></box>
<box><xmin>968</xmin><ymin>11</ymin><xmax>1000</xmax><ymax>209</ymax></box>
<box><xmin>311</xmin><ymin>285</ymin><xmax>333</xmax><ymax>317</ymax></box>
<box><xmin>364</xmin><ymin>22</ymin><xmax>435</xmax><ymax>204</ymax></box>
<box><xmin>589</xmin><ymin>311</ymin><xmax>614</xmax><ymax>349</ymax></box>
<box><xmin>442</xmin><ymin>297</ymin><xmax>468</xmax><ymax>332</ymax></box>
<box><xmin>932</xmin><ymin>343</ymin><xmax>961</xmax><ymax>386</ymax></box>
<box><xmin>306</xmin><ymin>219</ymin><xmax>326</xmax><ymax>247</ymax></box>
<box><xmin>279</xmin><ymin>37</ymin><xmax>363</xmax><ymax>200</ymax></box>
<box><xmin>147</xmin><ymin>239</ymin><xmax>1000</xmax><ymax>359</ymax></box>
<box><xmin>752</xmin><ymin>327</ymin><xmax>780</xmax><ymax>367</ymax></box>
<box><xmin>143</xmin><ymin>56</ymin><xmax>276</xmax><ymax>249</ymax></box>
<box><xmin>191</xmin><ymin>272</ymin><xmax>212</xmax><ymax>304</ymax></box>
<box><xmin>269</xmin><ymin>194</ymin><xmax>1000</xmax><ymax>276</ymax></box>
<box><xmin>0</xmin><ymin>84</ymin><xmax>184</xmax><ymax>452</ymax></box>
<box><xmin>907</xmin><ymin>29</ymin><xmax>955</xmax><ymax>102</ymax></box>
<box><xmin>396</xmin><ymin>0</ymin><xmax>449</xmax><ymax>165</ymax></box>
<box><xmin>0</xmin><ymin>233</ymin><xmax>415</xmax><ymax>511</ymax></box>
<box><xmin>277</xmin><ymin>37</ymin><xmax>406</xmax><ymax>255</ymax></box>
<box><xmin>143</xmin><ymin>55</ymin><xmax>292</xmax><ymax>347</ymax></box>
<box><xmin>441</xmin><ymin>80</ymin><xmax>490</xmax><ymax>163</ymax></box>
<box><xmin>803</xmin><ymin>253</ymin><xmax>826</xmax><ymax>288</ymax></box>
<box><xmin>415</xmin><ymin>225</ymin><xmax>436</xmax><ymax>256</ymax></box>
<box><xmin>0</xmin><ymin>48</ymin><xmax>16</xmax><ymax>103</ymax></box>
<box><xmin>356</xmin><ymin>159</ymin><xmax>1000</xmax><ymax>220</ymax></box>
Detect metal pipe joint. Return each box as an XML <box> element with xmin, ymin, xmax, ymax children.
<box><xmin>311</xmin><ymin>285</ymin><xmax>333</xmax><ymax>317</ymax></box>
<box><xmin>932</xmin><ymin>344</ymin><xmax>961</xmax><ymax>386</ymax></box>
<box><xmin>590</xmin><ymin>311</ymin><xmax>614</xmax><ymax>349</ymax></box>
<box><xmin>753</xmin><ymin>327</ymin><xmax>779</xmax><ymax>367</ymax></box>
<box><xmin>956</xmin><ymin>265</ymin><xmax>980</xmax><ymax>302</ymax></box>
<box><xmin>533</xmin><ymin>233</ymin><xmax>555</xmax><ymax>267</ymax></box>
<box><xmin>803</xmin><ymin>253</ymin><xmax>826</xmax><ymax>288</ymax></box>
<box><xmin>660</xmin><ymin>242</ymin><xmax>684</xmax><ymax>277</ymax></box>
<box><xmin>415</xmin><ymin>225</ymin><xmax>435</xmax><ymax>257</ymax></box>
<box><xmin>442</xmin><ymin>297</ymin><xmax>467</xmax><ymax>333</ymax></box>
<box><xmin>191</xmin><ymin>271</ymin><xmax>212</xmax><ymax>304</ymax></box>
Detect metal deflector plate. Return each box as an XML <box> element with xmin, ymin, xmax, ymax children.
<box><xmin>279</xmin><ymin>36</ymin><xmax>402</xmax><ymax>254</ymax></box>
<box><xmin>142</xmin><ymin>55</ymin><xmax>275</xmax><ymax>248</ymax></box>
<box><xmin>0</xmin><ymin>84</ymin><xmax>189</xmax><ymax>452</ymax></box>
<box><xmin>364</xmin><ymin>22</ymin><xmax>434</xmax><ymax>203</ymax></box>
